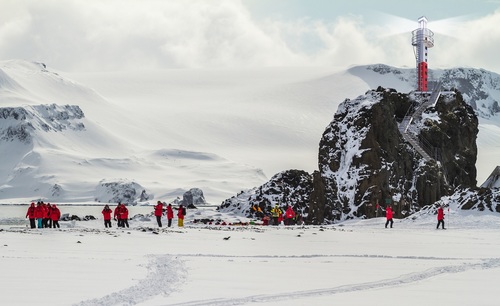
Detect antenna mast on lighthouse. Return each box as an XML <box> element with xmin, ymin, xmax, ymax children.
<box><xmin>412</xmin><ymin>16</ymin><xmax>434</xmax><ymax>92</ymax></box>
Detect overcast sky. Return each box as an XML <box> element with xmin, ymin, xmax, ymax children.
<box><xmin>1</xmin><ymin>0</ymin><xmax>499</xmax><ymax>73</ymax></box>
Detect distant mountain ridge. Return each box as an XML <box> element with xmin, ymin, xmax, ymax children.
<box><xmin>349</xmin><ymin>64</ymin><xmax>500</xmax><ymax>118</ymax></box>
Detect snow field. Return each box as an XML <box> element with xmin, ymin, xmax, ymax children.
<box><xmin>2</xmin><ymin>207</ymin><xmax>500</xmax><ymax>306</ymax></box>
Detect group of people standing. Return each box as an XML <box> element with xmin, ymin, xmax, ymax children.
<box><xmin>100</xmin><ymin>201</ymin><xmax>187</xmax><ymax>228</ymax></box>
<box><xmin>25</xmin><ymin>201</ymin><xmax>61</xmax><ymax>229</ymax></box>
<box><xmin>154</xmin><ymin>201</ymin><xmax>186</xmax><ymax>228</ymax></box>
<box><xmin>255</xmin><ymin>204</ymin><xmax>302</xmax><ymax>226</ymax></box>
<box><xmin>101</xmin><ymin>203</ymin><xmax>129</xmax><ymax>228</ymax></box>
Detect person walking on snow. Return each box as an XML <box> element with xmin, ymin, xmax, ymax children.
<box><xmin>26</xmin><ymin>203</ymin><xmax>36</xmax><ymax>229</ymax></box>
<box><xmin>177</xmin><ymin>204</ymin><xmax>185</xmax><ymax>227</ymax></box>
<box><xmin>436</xmin><ymin>206</ymin><xmax>445</xmax><ymax>229</ymax></box>
<box><xmin>154</xmin><ymin>201</ymin><xmax>163</xmax><ymax>227</ymax></box>
<box><xmin>167</xmin><ymin>204</ymin><xmax>174</xmax><ymax>227</ymax></box>
<box><xmin>102</xmin><ymin>205</ymin><xmax>113</xmax><ymax>228</ymax></box>
<box><xmin>385</xmin><ymin>206</ymin><xmax>394</xmax><ymax>228</ymax></box>
<box><xmin>51</xmin><ymin>204</ymin><xmax>61</xmax><ymax>228</ymax></box>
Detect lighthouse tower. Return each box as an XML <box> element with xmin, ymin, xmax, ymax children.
<box><xmin>412</xmin><ymin>16</ymin><xmax>434</xmax><ymax>92</ymax></box>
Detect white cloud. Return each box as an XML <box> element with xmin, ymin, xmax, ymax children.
<box><xmin>0</xmin><ymin>0</ymin><xmax>498</xmax><ymax>73</ymax></box>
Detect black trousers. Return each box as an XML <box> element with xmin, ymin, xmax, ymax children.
<box><xmin>104</xmin><ymin>220</ymin><xmax>112</xmax><ymax>228</ymax></box>
<box><xmin>122</xmin><ymin>219</ymin><xmax>129</xmax><ymax>228</ymax></box>
<box><xmin>167</xmin><ymin>218</ymin><xmax>172</xmax><ymax>227</ymax></box>
<box><xmin>156</xmin><ymin>216</ymin><xmax>162</xmax><ymax>227</ymax></box>
<box><xmin>29</xmin><ymin>218</ymin><xmax>36</xmax><ymax>228</ymax></box>
<box><xmin>385</xmin><ymin>218</ymin><xmax>393</xmax><ymax>228</ymax></box>
<box><xmin>52</xmin><ymin>221</ymin><xmax>60</xmax><ymax>228</ymax></box>
<box><xmin>437</xmin><ymin>220</ymin><xmax>445</xmax><ymax>229</ymax></box>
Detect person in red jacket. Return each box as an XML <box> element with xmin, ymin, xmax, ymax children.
<box><xmin>166</xmin><ymin>204</ymin><xmax>174</xmax><ymax>227</ymax></box>
<box><xmin>35</xmin><ymin>202</ymin><xmax>44</xmax><ymax>228</ymax></box>
<box><xmin>26</xmin><ymin>202</ymin><xmax>36</xmax><ymax>228</ymax></box>
<box><xmin>46</xmin><ymin>203</ymin><xmax>53</xmax><ymax>228</ymax></box>
<box><xmin>102</xmin><ymin>205</ymin><xmax>113</xmax><ymax>228</ymax></box>
<box><xmin>285</xmin><ymin>206</ymin><xmax>296</xmax><ymax>226</ymax></box>
<box><xmin>51</xmin><ymin>204</ymin><xmax>61</xmax><ymax>228</ymax></box>
<box><xmin>154</xmin><ymin>201</ymin><xmax>163</xmax><ymax>227</ymax></box>
<box><xmin>114</xmin><ymin>203</ymin><xmax>123</xmax><ymax>227</ymax></box>
<box><xmin>177</xmin><ymin>204</ymin><xmax>185</xmax><ymax>227</ymax></box>
<box><xmin>121</xmin><ymin>204</ymin><xmax>129</xmax><ymax>228</ymax></box>
<box><xmin>385</xmin><ymin>206</ymin><xmax>393</xmax><ymax>228</ymax></box>
<box><xmin>436</xmin><ymin>206</ymin><xmax>445</xmax><ymax>229</ymax></box>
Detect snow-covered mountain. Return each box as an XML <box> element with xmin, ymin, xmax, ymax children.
<box><xmin>0</xmin><ymin>60</ymin><xmax>266</xmax><ymax>204</ymax></box>
<box><xmin>0</xmin><ymin>60</ymin><xmax>499</xmax><ymax>205</ymax></box>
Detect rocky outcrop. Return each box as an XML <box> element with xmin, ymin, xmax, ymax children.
<box><xmin>94</xmin><ymin>179</ymin><xmax>147</xmax><ymax>204</ymax></box>
<box><xmin>308</xmin><ymin>87</ymin><xmax>478</xmax><ymax>223</ymax></box>
<box><xmin>218</xmin><ymin>87</ymin><xmax>479</xmax><ymax>224</ymax></box>
<box><xmin>181</xmin><ymin>188</ymin><xmax>206</xmax><ymax>207</ymax></box>
<box><xmin>436</xmin><ymin>187</ymin><xmax>500</xmax><ymax>213</ymax></box>
<box><xmin>217</xmin><ymin>169</ymin><xmax>313</xmax><ymax>218</ymax></box>
<box><xmin>0</xmin><ymin>104</ymin><xmax>85</xmax><ymax>143</ymax></box>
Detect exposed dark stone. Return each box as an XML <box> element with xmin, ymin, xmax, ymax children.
<box><xmin>181</xmin><ymin>188</ymin><xmax>206</xmax><ymax>207</ymax></box>
<box><xmin>314</xmin><ymin>88</ymin><xmax>478</xmax><ymax>222</ymax></box>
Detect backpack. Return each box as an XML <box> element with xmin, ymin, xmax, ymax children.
<box><xmin>182</xmin><ymin>207</ymin><xmax>186</xmax><ymax>215</ymax></box>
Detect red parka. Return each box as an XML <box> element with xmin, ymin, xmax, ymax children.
<box><xmin>51</xmin><ymin>205</ymin><xmax>61</xmax><ymax>221</ymax></box>
<box><xmin>121</xmin><ymin>205</ymin><xmax>129</xmax><ymax>219</ymax></box>
<box><xmin>114</xmin><ymin>205</ymin><xmax>121</xmax><ymax>220</ymax></box>
<box><xmin>285</xmin><ymin>206</ymin><xmax>295</xmax><ymax>219</ymax></box>
<box><xmin>167</xmin><ymin>205</ymin><xmax>174</xmax><ymax>219</ymax></box>
<box><xmin>386</xmin><ymin>207</ymin><xmax>393</xmax><ymax>220</ymax></box>
<box><xmin>26</xmin><ymin>203</ymin><xmax>36</xmax><ymax>218</ymax></box>
<box><xmin>35</xmin><ymin>204</ymin><xmax>44</xmax><ymax>219</ymax></box>
<box><xmin>42</xmin><ymin>204</ymin><xmax>49</xmax><ymax>219</ymax></box>
<box><xmin>177</xmin><ymin>205</ymin><xmax>185</xmax><ymax>220</ymax></box>
<box><xmin>154</xmin><ymin>202</ymin><xmax>163</xmax><ymax>217</ymax></box>
<box><xmin>437</xmin><ymin>207</ymin><xmax>444</xmax><ymax>220</ymax></box>
<box><xmin>102</xmin><ymin>207</ymin><xmax>112</xmax><ymax>220</ymax></box>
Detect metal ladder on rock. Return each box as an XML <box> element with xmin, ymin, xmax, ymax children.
<box><xmin>398</xmin><ymin>82</ymin><xmax>442</xmax><ymax>162</ymax></box>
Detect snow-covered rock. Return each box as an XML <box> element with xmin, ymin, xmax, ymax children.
<box><xmin>94</xmin><ymin>179</ymin><xmax>147</xmax><ymax>205</ymax></box>
<box><xmin>481</xmin><ymin>166</ymin><xmax>500</xmax><ymax>189</ymax></box>
<box><xmin>218</xmin><ymin>169</ymin><xmax>313</xmax><ymax>218</ymax></box>
<box><xmin>181</xmin><ymin>188</ymin><xmax>206</xmax><ymax>207</ymax></box>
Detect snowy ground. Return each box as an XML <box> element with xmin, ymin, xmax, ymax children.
<box><xmin>2</xmin><ymin>204</ymin><xmax>500</xmax><ymax>306</ymax></box>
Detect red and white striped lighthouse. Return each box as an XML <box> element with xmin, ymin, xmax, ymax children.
<box><xmin>412</xmin><ymin>16</ymin><xmax>434</xmax><ymax>92</ymax></box>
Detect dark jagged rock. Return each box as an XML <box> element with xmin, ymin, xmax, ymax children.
<box><xmin>181</xmin><ymin>188</ymin><xmax>205</xmax><ymax>207</ymax></box>
<box><xmin>217</xmin><ymin>169</ymin><xmax>313</xmax><ymax>218</ymax></box>
<box><xmin>310</xmin><ymin>87</ymin><xmax>478</xmax><ymax>223</ymax></box>
<box><xmin>139</xmin><ymin>190</ymin><xmax>149</xmax><ymax>202</ymax></box>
